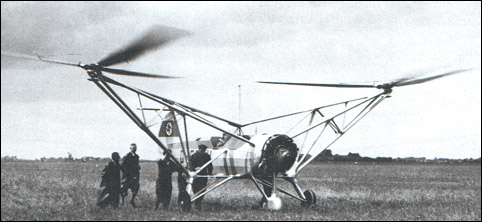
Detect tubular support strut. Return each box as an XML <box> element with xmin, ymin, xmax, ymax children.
<box><xmin>191</xmin><ymin>176</ymin><xmax>234</xmax><ymax>202</ymax></box>
<box><xmin>89</xmin><ymin>73</ymin><xmax>188</xmax><ymax>175</ymax></box>
<box><xmin>256</xmin><ymin>177</ymin><xmax>304</xmax><ymax>201</ymax></box>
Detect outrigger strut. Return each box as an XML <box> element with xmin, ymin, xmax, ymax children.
<box><xmin>241</xmin><ymin>90</ymin><xmax>392</xmax><ymax>207</ymax></box>
<box><xmin>87</xmin><ymin>70</ymin><xmax>188</xmax><ymax>174</ymax></box>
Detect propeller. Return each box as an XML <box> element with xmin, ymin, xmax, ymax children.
<box><xmin>258</xmin><ymin>69</ymin><xmax>472</xmax><ymax>90</ymax></box>
<box><xmin>1</xmin><ymin>25</ymin><xmax>190</xmax><ymax>79</ymax></box>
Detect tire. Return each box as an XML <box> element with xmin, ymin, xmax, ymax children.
<box><xmin>301</xmin><ymin>189</ymin><xmax>316</xmax><ymax>207</ymax></box>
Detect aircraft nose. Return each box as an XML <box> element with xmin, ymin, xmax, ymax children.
<box><xmin>274</xmin><ymin>145</ymin><xmax>297</xmax><ymax>173</ymax></box>
<box><xmin>262</xmin><ymin>134</ymin><xmax>298</xmax><ymax>174</ymax></box>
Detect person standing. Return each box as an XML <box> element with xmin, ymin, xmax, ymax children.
<box><xmin>121</xmin><ymin>143</ymin><xmax>140</xmax><ymax>207</ymax></box>
<box><xmin>97</xmin><ymin>152</ymin><xmax>121</xmax><ymax>208</ymax></box>
<box><xmin>189</xmin><ymin>144</ymin><xmax>213</xmax><ymax>210</ymax></box>
<box><xmin>155</xmin><ymin>149</ymin><xmax>177</xmax><ymax>210</ymax></box>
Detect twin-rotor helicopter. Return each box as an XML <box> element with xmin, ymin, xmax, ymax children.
<box><xmin>2</xmin><ymin>25</ymin><xmax>470</xmax><ymax>211</ymax></box>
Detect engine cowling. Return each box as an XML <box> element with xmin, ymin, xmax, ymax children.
<box><xmin>261</xmin><ymin>134</ymin><xmax>298</xmax><ymax>174</ymax></box>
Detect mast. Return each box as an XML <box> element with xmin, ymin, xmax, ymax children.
<box><xmin>238</xmin><ymin>85</ymin><xmax>241</xmax><ymax>122</ymax></box>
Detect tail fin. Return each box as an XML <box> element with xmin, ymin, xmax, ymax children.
<box><xmin>158</xmin><ymin>111</ymin><xmax>180</xmax><ymax>145</ymax></box>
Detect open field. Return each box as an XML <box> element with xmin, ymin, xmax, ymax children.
<box><xmin>1</xmin><ymin>161</ymin><xmax>480</xmax><ymax>221</ymax></box>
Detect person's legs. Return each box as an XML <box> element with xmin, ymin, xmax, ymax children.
<box><xmin>155</xmin><ymin>180</ymin><xmax>162</xmax><ymax>210</ymax></box>
<box><xmin>120</xmin><ymin>180</ymin><xmax>129</xmax><ymax>206</ymax></box>
<box><xmin>193</xmin><ymin>178</ymin><xmax>207</xmax><ymax>210</ymax></box>
<box><xmin>97</xmin><ymin>188</ymin><xmax>109</xmax><ymax>208</ymax></box>
<box><xmin>130</xmin><ymin>179</ymin><xmax>140</xmax><ymax>207</ymax></box>
<box><xmin>163</xmin><ymin>184</ymin><xmax>172</xmax><ymax>210</ymax></box>
<box><xmin>111</xmin><ymin>189</ymin><xmax>120</xmax><ymax>208</ymax></box>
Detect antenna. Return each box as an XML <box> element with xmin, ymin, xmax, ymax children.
<box><xmin>238</xmin><ymin>85</ymin><xmax>241</xmax><ymax>121</ymax></box>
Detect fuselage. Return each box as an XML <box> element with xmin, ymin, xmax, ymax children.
<box><xmin>162</xmin><ymin>134</ymin><xmax>273</xmax><ymax>177</ymax></box>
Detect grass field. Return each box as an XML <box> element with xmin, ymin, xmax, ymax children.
<box><xmin>1</xmin><ymin>161</ymin><xmax>480</xmax><ymax>221</ymax></box>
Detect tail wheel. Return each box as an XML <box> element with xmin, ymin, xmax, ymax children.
<box><xmin>301</xmin><ymin>190</ymin><xmax>316</xmax><ymax>207</ymax></box>
<box><xmin>178</xmin><ymin>191</ymin><xmax>191</xmax><ymax>212</ymax></box>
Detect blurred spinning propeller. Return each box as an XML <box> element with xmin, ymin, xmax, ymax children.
<box><xmin>1</xmin><ymin>25</ymin><xmax>190</xmax><ymax>79</ymax></box>
<box><xmin>258</xmin><ymin>69</ymin><xmax>472</xmax><ymax>90</ymax></box>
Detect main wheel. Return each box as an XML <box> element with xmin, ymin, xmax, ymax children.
<box><xmin>178</xmin><ymin>191</ymin><xmax>191</xmax><ymax>212</ymax></box>
<box><xmin>301</xmin><ymin>189</ymin><xmax>316</xmax><ymax>207</ymax></box>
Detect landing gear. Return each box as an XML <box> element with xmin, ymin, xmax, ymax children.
<box><xmin>301</xmin><ymin>189</ymin><xmax>316</xmax><ymax>207</ymax></box>
<box><xmin>286</xmin><ymin>178</ymin><xmax>316</xmax><ymax>207</ymax></box>
<box><xmin>178</xmin><ymin>191</ymin><xmax>191</xmax><ymax>212</ymax></box>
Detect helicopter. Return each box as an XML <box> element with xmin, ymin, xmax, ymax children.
<box><xmin>1</xmin><ymin>25</ymin><xmax>471</xmax><ymax>211</ymax></box>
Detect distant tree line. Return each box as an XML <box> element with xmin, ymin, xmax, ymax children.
<box><xmin>313</xmin><ymin>149</ymin><xmax>481</xmax><ymax>164</ymax></box>
<box><xmin>1</xmin><ymin>156</ymin><xmax>155</xmax><ymax>163</ymax></box>
<box><xmin>2</xmin><ymin>151</ymin><xmax>480</xmax><ymax>164</ymax></box>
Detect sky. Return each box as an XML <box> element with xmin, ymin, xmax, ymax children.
<box><xmin>1</xmin><ymin>2</ymin><xmax>481</xmax><ymax>160</ymax></box>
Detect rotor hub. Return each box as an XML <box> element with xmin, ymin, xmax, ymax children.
<box><xmin>376</xmin><ymin>84</ymin><xmax>393</xmax><ymax>94</ymax></box>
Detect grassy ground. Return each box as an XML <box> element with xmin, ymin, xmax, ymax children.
<box><xmin>1</xmin><ymin>161</ymin><xmax>480</xmax><ymax>220</ymax></box>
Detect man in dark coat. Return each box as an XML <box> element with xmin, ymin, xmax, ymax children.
<box><xmin>97</xmin><ymin>152</ymin><xmax>121</xmax><ymax>208</ymax></box>
<box><xmin>189</xmin><ymin>144</ymin><xmax>213</xmax><ymax>210</ymax></box>
<box><xmin>121</xmin><ymin>143</ymin><xmax>141</xmax><ymax>207</ymax></box>
<box><xmin>155</xmin><ymin>149</ymin><xmax>177</xmax><ymax>210</ymax></box>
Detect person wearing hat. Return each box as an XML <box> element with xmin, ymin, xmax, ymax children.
<box><xmin>155</xmin><ymin>149</ymin><xmax>177</xmax><ymax>210</ymax></box>
<box><xmin>97</xmin><ymin>152</ymin><xmax>121</xmax><ymax>208</ymax></box>
<box><xmin>189</xmin><ymin>144</ymin><xmax>213</xmax><ymax>210</ymax></box>
<box><xmin>120</xmin><ymin>143</ymin><xmax>141</xmax><ymax>207</ymax></box>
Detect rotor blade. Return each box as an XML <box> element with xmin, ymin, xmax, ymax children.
<box><xmin>97</xmin><ymin>25</ymin><xmax>190</xmax><ymax>67</ymax></box>
<box><xmin>36</xmin><ymin>55</ymin><xmax>80</xmax><ymax>67</ymax></box>
<box><xmin>2</xmin><ymin>51</ymin><xmax>41</xmax><ymax>61</ymax></box>
<box><xmin>258</xmin><ymin>69</ymin><xmax>472</xmax><ymax>89</ymax></box>
<box><xmin>1</xmin><ymin>51</ymin><xmax>80</xmax><ymax>67</ymax></box>
<box><xmin>394</xmin><ymin>69</ymin><xmax>472</xmax><ymax>87</ymax></box>
<box><xmin>385</xmin><ymin>77</ymin><xmax>416</xmax><ymax>87</ymax></box>
<box><xmin>100</xmin><ymin>67</ymin><xmax>180</xmax><ymax>79</ymax></box>
<box><xmin>257</xmin><ymin>81</ymin><xmax>376</xmax><ymax>88</ymax></box>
